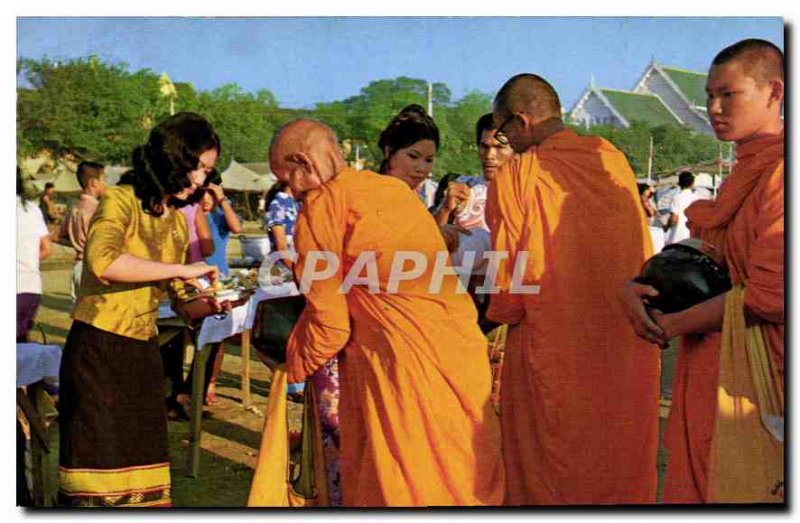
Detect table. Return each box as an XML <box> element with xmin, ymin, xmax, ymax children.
<box><xmin>158</xmin><ymin>282</ymin><xmax>299</xmax><ymax>477</ymax></box>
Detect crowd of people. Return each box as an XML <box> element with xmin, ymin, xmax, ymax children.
<box><xmin>15</xmin><ymin>37</ymin><xmax>783</xmax><ymax>507</ymax></box>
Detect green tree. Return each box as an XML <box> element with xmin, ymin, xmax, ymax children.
<box><xmin>184</xmin><ymin>83</ymin><xmax>279</xmax><ymax>167</ymax></box>
<box><xmin>650</xmin><ymin>124</ymin><xmax>719</xmax><ymax>174</ymax></box>
<box><xmin>434</xmin><ymin>91</ymin><xmax>492</xmax><ymax>178</ymax></box>
<box><xmin>574</xmin><ymin>121</ymin><xmax>721</xmax><ymax>177</ymax></box>
<box><xmin>17</xmin><ymin>56</ymin><xmax>162</xmax><ymax>163</ymax></box>
<box><xmin>313</xmin><ymin>78</ymin><xmax>487</xmax><ymax>176</ymax></box>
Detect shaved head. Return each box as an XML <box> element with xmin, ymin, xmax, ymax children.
<box><xmin>494</xmin><ymin>73</ymin><xmax>562</xmax><ymax>120</ymax></box>
<box><xmin>269</xmin><ymin>118</ymin><xmax>346</xmax><ymax>194</ymax></box>
<box><xmin>712</xmin><ymin>38</ymin><xmax>784</xmax><ymax>86</ymax></box>
<box><xmin>269</xmin><ymin>118</ymin><xmax>339</xmax><ymax>167</ymax></box>
<box><xmin>706</xmin><ymin>38</ymin><xmax>784</xmax><ymax>144</ymax></box>
<box><xmin>492</xmin><ymin>73</ymin><xmax>566</xmax><ymax>152</ymax></box>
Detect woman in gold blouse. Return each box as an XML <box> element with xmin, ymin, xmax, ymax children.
<box><xmin>58</xmin><ymin>112</ymin><xmax>222</xmax><ymax>508</ymax></box>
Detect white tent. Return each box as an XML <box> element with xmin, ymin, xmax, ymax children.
<box><xmin>31</xmin><ymin>166</ymin><xmax>82</xmax><ymax>194</ymax></box>
<box><xmin>221</xmin><ymin>160</ymin><xmax>276</xmax><ymax>192</ymax></box>
<box><xmin>693</xmin><ymin>172</ymin><xmax>721</xmax><ymax>190</ymax></box>
<box><xmin>105</xmin><ymin>166</ymin><xmax>130</xmax><ymax>187</ymax></box>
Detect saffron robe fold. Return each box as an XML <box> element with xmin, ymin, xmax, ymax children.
<box><xmin>485</xmin><ymin>129</ymin><xmax>660</xmax><ymax>504</ymax></box>
<box><xmin>663</xmin><ymin>132</ymin><xmax>784</xmax><ymax>503</ymax></box>
<box><xmin>283</xmin><ymin>167</ymin><xmax>505</xmax><ymax>507</ymax></box>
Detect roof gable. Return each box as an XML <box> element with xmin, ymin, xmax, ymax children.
<box><xmin>598</xmin><ymin>89</ymin><xmax>681</xmax><ymax>127</ymax></box>
<box><xmin>661</xmin><ymin>67</ymin><xmax>708</xmax><ymax>108</ymax></box>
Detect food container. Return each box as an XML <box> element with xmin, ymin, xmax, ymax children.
<box><xmin>239</xmin><ymin>235</ymin><xmax>271</xmax><ymax>262</ymax></box>
<box><xmin>635</xmin><ymin>238</ymin><xmax>732</xmax><ymax>313</ymax></box>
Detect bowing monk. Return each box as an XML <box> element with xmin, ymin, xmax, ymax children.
<box><xmin>619</xmin><ymin>39</ymin><xmax>785</xmax><ymax>503</ymax></box>
<box><xmin>267</xmin><ymin>118</ymin><xmax>504</xmax><ymax>507</ymax></box>
<box><xmin>486</xmin><ymin>74</ymin><xmax>660</xmax><ymax>504</ymax></box>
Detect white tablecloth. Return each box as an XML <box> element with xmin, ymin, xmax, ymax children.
<box><xmin>159</xmin><ymin>283</ymin><xmax>300</xmax><ymax>351</ymax></box>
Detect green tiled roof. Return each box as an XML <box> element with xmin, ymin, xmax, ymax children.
<box><xmin>599</xmin><ymin>89</ymin><xmax>681</xmax><ymax>127</ymax></box>
<box><xmin>662</xmin><ymin>67</ymin><xmax>708</xmax><ymax>107</ymax></box>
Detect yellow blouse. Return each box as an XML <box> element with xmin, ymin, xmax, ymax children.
<box><xmin>72</xmin><ymin>185</ymin><xmax>188</xmax><ymax>341</ymax></box>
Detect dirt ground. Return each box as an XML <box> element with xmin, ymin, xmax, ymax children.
<box><xmin>31</xmin><ymin>221</ymin><xmax>676</xmax><ymax>506</ymax></box>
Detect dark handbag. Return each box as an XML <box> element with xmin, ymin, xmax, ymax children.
<box><xmin>251</xmin><ymin>295</ymin><xmax>306</xmax><ymax>364</ymax></box>
<box><xmin>635</xmin><ymin>238</ymin><xmax>732</xmax><ymax>313</ymax></box>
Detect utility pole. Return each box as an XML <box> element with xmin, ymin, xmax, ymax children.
<box><xmin>427</xmin><ymin>82</ymin><xmax>433</xmax><ymax>117</ymax></box>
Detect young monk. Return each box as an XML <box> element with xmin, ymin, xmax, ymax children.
<box><xmin>487</xmin><ymin>74</ymin><xmax>660</xmax><ymax>504</ymax></box>
<box><xmin>619</xmin><ymin>38</ymin><xmax>784</xmax><ymax>503</ymax></box>
<box><xmin>262</xmin><ymin>119</ymin><xmax>504</xmax><ymax>506</ymax></box>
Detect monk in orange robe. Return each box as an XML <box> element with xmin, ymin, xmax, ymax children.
<box><xmin>486</xmin><ymin>74</ymin><xmax>660</xmax><ymax>504</ymax></box>
<box><xmin>267</xmin><ymin>119</ymin><xmax>504</xmax><ymax>506</ymax></box>
<box><xmin>619</xmin><ymin>39</ymin><xmax>785</xmax><ymax>503</ymax></box>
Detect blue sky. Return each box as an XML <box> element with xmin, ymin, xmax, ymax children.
<box><xmin>17</xmin><ymin>17</ymin><xmax>783</xmax><ymax>111</ymax></box>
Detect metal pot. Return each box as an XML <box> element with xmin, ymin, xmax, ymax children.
<box><xmin>239</xmin><ymin>235</ymin><xmax>271</xmax><ymax>262</ymax></box>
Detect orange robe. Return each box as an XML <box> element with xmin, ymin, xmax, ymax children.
<box><xmin>663</xmin><ymin>132</ymin><xmax>784</xmax><ymax>503</ymax></box>
<box><xmin>285</xmin><ymin>167</ymin><xmax>504</xmax><ymax>507</ymax></box>
<box><xmin>485</xmin><ymin>129</ymin><xmax>660</xmax><ymax>504</ymax></box>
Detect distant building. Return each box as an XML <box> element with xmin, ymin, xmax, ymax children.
<box><xmin>632</xmin><ymin>61</ymin><xmax>713</xmax><ymax>135</ymax></box>
<box><xmin>568</xmin><ymin>60</ymin><xmax>714</xmax><ymax>136</ymax></box>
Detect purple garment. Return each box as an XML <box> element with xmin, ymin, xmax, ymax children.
<box><xmin>17</xmin><ymin>293</ymin><xmax>41</xmax><ymax>342</ymax></box>
<box><xmin>179</xmin><ymin>204</ymin><xmax>204</xmax><ymax>263</ymax></box>
<box><xmin>310</xmin><ymin>357</ymin><xmax>341</xmax><ymax>506</ymax></box>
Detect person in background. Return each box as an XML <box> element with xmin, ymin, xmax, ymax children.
<box><xmin>60</xmin><ymin>161</ymin><xmax>107</xmax><ymax>303</ymax></box>
<box><xmin>179</xmin><ymin>184</ymin><xmax>214</xmax><ymax>263</ymax></box>
<box><xmin>264</xmin><ymin>180</ymin><xmax>299</xmax><ymax>272</ymax></box>
<box><xmin>378</xmin><ymin>104</ymin><xmax>440</xmax><ymax>207</ymax></box>
<box><xmin>198</xmin><ymin>174</ymin><xmax>243</xmax><ymax>405</ymax></box>
<box><xmin>200</xmin><ymin>174</ymin><xmax>242</xmax><ymax>277</ymax></box>
<box><xmin>638</xmin><ymin>182</ymin><xmax>665</xmax><ymax>253</ymax></box>
<box><xmin>430</xmin><ymin>172</ymin><xmax>462</xmax><ymax>221</ymax></box>
<box><xmin>17</xmin><ymin>167</ymin><xmax>53</xmax><ymax>342</ymax></box>
<box><xmin>256</xmin><ymin>190</ymin><xmax>267</xmax><ymax>221</ymax></box>
<box><xmin>378</xmin><ymin>104</ymin><xmax>473</xmax><ymax>256</ymax></box>
<box><xmin>58</xmin><ymin>112</ymin><xmax>221</xmax><ymax>507</ymax></box>
<box><xmin>664</xmin><ymin>171</ymin><xmax>701</xmax><ymax>245</ymax></box>
<box><xmin>39</xmin><ymin>181</ymin><xmax>60</xmax><ymax>239</ymax></box>
<box><xmin>432</xmin><ymin>113</ymin><xmax>514</xmax><ymax>227</ymax></box>
<box><xmin>432</xmin><ymin>113</ymin><xmax>515</xmax><ymax>326</ymax></box>
<box><xmin>263</xmin><ymin>179</ymin><xmax>305</xmax><ymax>401</ymax></box>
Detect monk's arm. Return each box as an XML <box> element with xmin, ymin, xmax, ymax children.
<box><xmin>285</xmin><ymin>190</ymin><xmax>350</xmax><ymax>383</ymax></box>
<box><xmin>743</xmin><ymin>161</ymin><xmax>784</xmax><ymax>325</ymax></box>
<box><xmin>654</xmin><ymin>164</ymin><xmax>783</xmax><ymax>339</ymax></box>
<box><xmin>652</xmin><ymin>293</ymin><xmax>725</xmax><ymax>342</ymax></box>
<box><xmin>617</xmin><ymin>281</ymin><xmax>666</xmax><ymax>345</ymax></box>
<box><xmin>483</xmin><ymin>173</ymin><xmax>524</xmax><ymax>325</ymax></box>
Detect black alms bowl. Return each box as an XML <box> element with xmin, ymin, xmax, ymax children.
<box><xmin>634</xmin><ymin>238</ymin><xmax>732</xmax><ymax>314</ymax></box>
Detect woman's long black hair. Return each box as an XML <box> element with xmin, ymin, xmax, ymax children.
<box><xmin>377</xmin><ymin>104</ymin><xmax>439</xmax><ymax>175</ymax></box>
<box><xmin>119</xmin><ymin>112</ymin><xmax>221</xmax><ymax>216</ymax></box>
